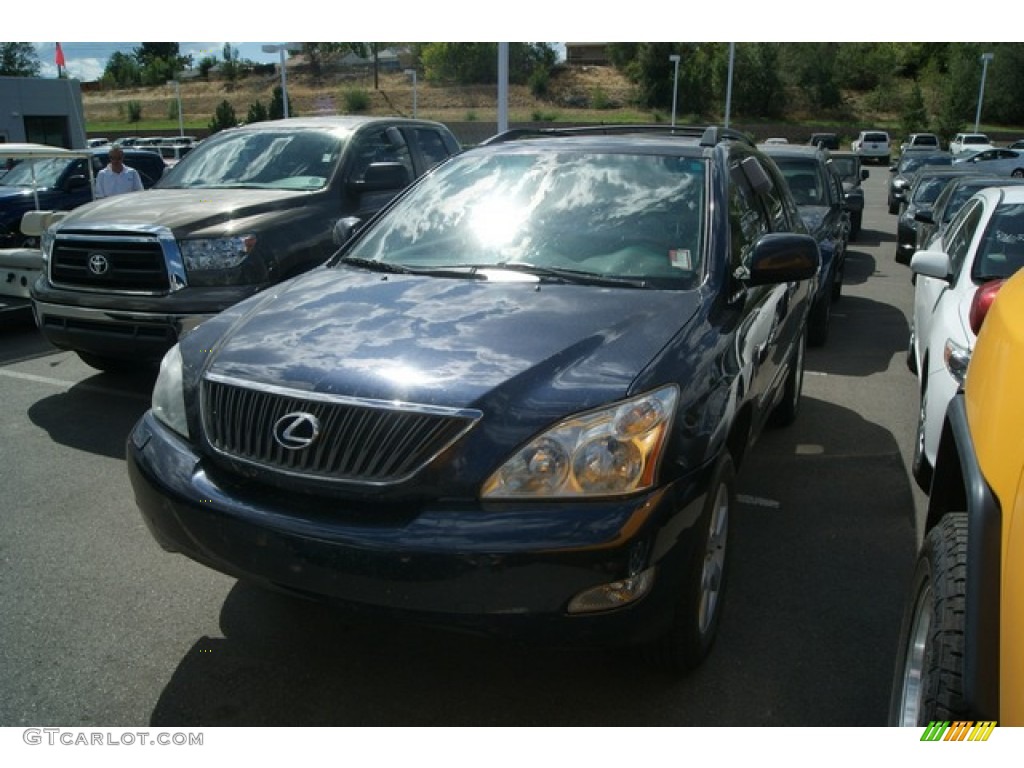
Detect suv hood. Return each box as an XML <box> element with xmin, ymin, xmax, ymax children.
<box><xmin>797</xmin><ymin>205</ymin><xmax>831</xmax><ymax>233</ymax></box>
<box><xmin>197</xmin><ymin>267</ymin><xmax>700</xmax><ymax>410</ymax></box>
<box><xmin>56</xmin><ymin>188</ymin><xmax>310</xmax><ymax>234</ymax></box>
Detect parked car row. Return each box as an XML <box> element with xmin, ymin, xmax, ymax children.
<box><xmin>882</xmin><ymin>141</ymin><xmax>1024</xmax><ymax>726</ymax></box>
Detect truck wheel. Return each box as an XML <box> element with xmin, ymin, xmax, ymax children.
<box><xmin>648</xmin><ymin>453</ymin><xmax>735</xmax><ymax>674</ymax></box>
<box><xmin>889</xmin><ymin>514</ymin><xmax>969</xmax><ymax>725</ymax></box>
<box><xmin>850</xmin><ymin>211</ymin><xmax>862</xmax><ymax>241</ymax></box>
<box><xmin>770</xmin><ymin>329</ymin><xmax>805</xmax><ymax>427</ymax></box>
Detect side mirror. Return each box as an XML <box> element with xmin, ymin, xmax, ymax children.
<box><xmin>332</xmin><ymin>216</ymin><xmax>363</xmax><ymax>246</ymax></box>
<box><xmin>744</xmin><ymin>233</ymin><xmax>820</xmax><ymax>286</ymax></box>
<box><xmin>353</xmin><ymin>161</ymin><xmax>411</xmax><ymax>193</ymax></box>
<box><xmin>910</xmin><ymin>249</ymin><xmax>952</xmax><ymax>281</ymax></box>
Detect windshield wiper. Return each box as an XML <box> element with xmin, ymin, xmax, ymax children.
<box><xmin>339</xmin><ymin>256</ymin><xmax>412</xmax><ymax>274</ymax></box>
<box><xmin>482</xmin><ymin>262</ymin><xmax>649</xmax><ymax>288</ymax></box>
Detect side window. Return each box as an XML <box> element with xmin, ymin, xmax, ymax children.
<box><xmin>945</xmin><ymin>198</ymin><xmax>984</xmax><ymax>278</ymax></box>
<box><xmin>727</xmin><ymin>158</ymin><xmax>771</xmax><ymax>273</ymax></box>
<box><xmin>348</xmin><ymin>127</ymin><xmax>413</xmax><ymax>183</ymax></box>
<box><xmin>409</xmin><ymin>128</ymin><xmax>452</xmax><ymax>171</ymax></box>
<box><xmin>760</xmin><ymin>160</ymin><xmax>798</xmax><ymax>232</ymax></box>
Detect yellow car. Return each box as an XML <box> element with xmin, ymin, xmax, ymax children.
<box><xmin>890</xmin><ymin>267</ymin><xmax>1024</xmax><ymax>726</ymax></box>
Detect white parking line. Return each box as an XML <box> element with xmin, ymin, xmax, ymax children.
<box><xmin>0</xmin><ymin>367</ymin><xmax>150</xmax><ymax>401</ymax></box>
<box><xmin>737</xmin><ymin>494</ymin><xmax>781</xmax><ymax>509</ymax></box>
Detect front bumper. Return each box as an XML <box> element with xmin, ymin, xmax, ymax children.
<box><xmin>30</xmin><ymin>279</ymin><xmax>262</xmax><ymax>362</ymax></box>
<box><xmin>127</xmin><ymin>411</ymin><xmax>714</xmax><ymax>644</ymax></box>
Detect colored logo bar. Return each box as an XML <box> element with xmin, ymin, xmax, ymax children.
<box><xmin>921</xmin><ymin>721</ymin><xmax>997</xmax><ymax>741</ymax></box>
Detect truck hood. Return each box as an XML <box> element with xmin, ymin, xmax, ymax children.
<box><xmin>57</xmin><ymin>188</ymin><xmax>310</xmax><ymax>234</ymax></box>
<box><xmin>197</xmin><ymin>267</ymin><xmax>700</xmax><ymax>410</ymax></box>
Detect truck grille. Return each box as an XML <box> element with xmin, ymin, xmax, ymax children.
<box><xmin>50</xmin><ymin>232</ymin><xmax>169</xmax><ymax>292</ymax></box>
<box><xmin>200</xmin><ymin>376</ymin><xmax>481</xmax><ymax>485</ymax></box>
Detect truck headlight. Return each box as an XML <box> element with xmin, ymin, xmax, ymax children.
<box><xmin>481</xmin><ymin>386</ymin><xmax>678</xmax><ymax>499</ymax></box>
<box><xmin>152</xmin><ymin>345</ymin><xmax>189</xmax><ymax>438</ymax></box>
<box><xmin>179</xmin><ymin>235</ymin><xmax>256</xmax><ymax>271</ymax></box>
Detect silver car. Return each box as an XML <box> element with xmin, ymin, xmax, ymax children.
<box><xmin>953</xmin><ymin>148</ymin><xmax>1024</xmax><ymax>178</ymax></box>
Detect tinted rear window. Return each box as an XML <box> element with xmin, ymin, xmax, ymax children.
<box><xmin>864</xmin><ymin>133</ymin><xmax>888</xmax><ymax>142</ymax></box>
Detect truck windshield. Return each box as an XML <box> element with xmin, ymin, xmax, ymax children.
<box><xmin>1</xmin><ymin>157</ymin><xmax>76</xmax><ymax>188</ymax></box>
<box><xmin>157</xmin><ymin>130</ymin><xmax>345</xmax><ymax>191</ymax></box>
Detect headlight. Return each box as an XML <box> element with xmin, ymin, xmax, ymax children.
<box><xmin>944</xmin><ymin>338</ymin><xmax>971</xmax><ymax>386</ymax></box>
<box><xmin>152</xmin><ymin>344</ymin><xmax>189</xmax><ymax>438</ymax></box>
<box><xmin>179</xmin><ymin>235</ymin><xmax>256</xmax><ymax>271</ymax></box>
<box><xmin>41</xmin><ymin>225</ymin><xmax>57</xmax><ymax>263</ymax></box>
<box><xmin>481</xmin><ymin>386</ymin><xmax>678</xmax><ymax>499</ymax></box>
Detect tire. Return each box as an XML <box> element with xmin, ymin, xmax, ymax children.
<box><xmin>889</xmin><ymin>514</ymin><xmax>969</xmax><ymax>726</ymax></box>
<box><xmin>850</xmin><ymin>211</ymin><xmax>862</xmax><ymax>241</ymax></box>
<box><xmin>648</xmin><ymin>453</ymin><xmax>735</xmax><ymax>674</ymax></box>
<box><xmin>808</xmin><ymin>291</ymin><xmax>831</xmax><ymax>347</ymax></box>
<box><xmin>831</xmin><ymin>254</ymin><xmax>845</xmax><ymax>302</ymax></box>
<box><xmin>1013</xmin><ymin>168</ymin><xmax>1024</xmax><ymax>178</ymax></box>
<box><xmin>770</xmin><ymin>329</ymin><xmax>805</xmax><ymax>427</ymax></box>
<box><xmin>888</xmin><ymin>198</ymin><xmax>899</xmax><ymax>215</ymax></box>
<box><xmin>912</xmin><ymin>384</ymin><xmax>933</xmax><ymax>492</ymax></box>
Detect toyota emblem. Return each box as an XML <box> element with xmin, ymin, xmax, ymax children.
<box><xmin>87</xmin><ymin>253</ymin><xmax>110</xmax><ymax>276</ymax></box>
<box><xmin>272</xmin><ymin>412</ymin><xmax>321</xmax><ymax>450</ymax></box>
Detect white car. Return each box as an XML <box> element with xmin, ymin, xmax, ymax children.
<box><xmin>908</xmin><ymin>185</ymin><xmax>1024</xmax><ymax>490</ymax></box>
<box><xmin>953</xmin><ymin>147</ymin><xmax>1024</xmax><ymax>177</ymax></box>
<box><xmin>949</xmin><ymin>132</ymin><xmax>994</xmax><ymax>157</ymax></box>
<box><xmin>851</xmin><ymin>130</ymin><xmax>891</xmax><ymax>164</ymax></box>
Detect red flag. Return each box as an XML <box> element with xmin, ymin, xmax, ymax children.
<box><xmin>55</xmin><ymin>43</ymin><xmax>65</xmax><ymax>68</ymax></box>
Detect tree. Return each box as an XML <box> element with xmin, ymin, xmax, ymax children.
<box><xmin>900</xmin><ymin>82</ymin><xmax>929</xmax><ymax>136</ymax></box>
<box><xmin>419</xmin><ymin>43</ymin><xmax>557</xmax><ymax>86</ymax></box>
<box><xmin>221</xmin><ymin>44</ymin><xmax>241</xmax><ymax>85</ymax></box>
<box><xmin>0</xmin><ymin>43</ymin><xmax>41</xmax><ymax>77</ymax></box>
<box><xmin>247</xmin><ymin>101</ymin><xmax>269</xmax><ymax>124</ymax></box>
<box><xmin>208</xmin><ymin>100</ymin><xmax>237</xmax><ymax>135</ymax></box>
<box><xmin>718</xmin><ymin>43</ymin><xmax>786</xmax><ymax>119</ymax></box>
<box><xmin>101</xmin><ymin>51</ymin><xmax>141</xmax><ymax>88</ymax></box>
<box><xmin>268</xmin><ymin>86</ymin><xmax>291</xmax><ymax>120</ymax></box>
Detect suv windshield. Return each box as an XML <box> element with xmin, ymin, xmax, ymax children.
<box><xmin>342</xmin><ymin>149</ymin><xmax>707</xmax><ymax>287</ymax></box>
<box><xmin>1</xmin><ymin>157</ymin><xmax>78</xmax><ymax>188</ymax></box>
<box><xmin>158</xmin><ymin>129</ymin><xmax>344</xmax><ymax>191</ymax></box>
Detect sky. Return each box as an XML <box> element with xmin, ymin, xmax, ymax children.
<box><xmin>33</xmin><ymin>43</ymin><xmax>291</xmax><ymax>82</ymax></box>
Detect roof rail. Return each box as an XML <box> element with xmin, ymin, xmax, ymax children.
<box><xmin>479</xmin><ymin>124</ymin><xmax>755</xmax><ymax>147</ymax></box>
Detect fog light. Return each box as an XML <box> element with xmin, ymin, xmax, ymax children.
<box><xmin>567</xmin><ymin>568</ymin><xmax>655</xmax><ymax>614</ymax></box>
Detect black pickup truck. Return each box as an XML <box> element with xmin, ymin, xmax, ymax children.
<box><xmin>31</xmin><ymin>116</ymin><xmax>460</xmax><ymax>372</ymax></box>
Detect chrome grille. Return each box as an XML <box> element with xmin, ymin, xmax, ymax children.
<box><xmin>50</xmin><ymin>232</ymin><xmax>169</xmax><ymax>292</ymax></box>
<box><xmin>200</xmin><ymin>375</ymin><xmax>481</xmax><ymax>485</ymax></box>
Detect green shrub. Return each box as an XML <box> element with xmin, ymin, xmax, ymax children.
<box><xmin>126</xmin><ymin>100</ymin><xmax>142</xmax><ymax>123</ymax></box>
<box><xmin>343</xmin><ymin>88</ymin><xmax>370</xmax><ymax>113</ymax></box>
<box><xmin>529</xmin><ymin>68</ymin><xmax>549</xmax><ymax>99</ymax></box>
<box><xmin>465</xmin><ymin>110</ymin><xmax>478</xmax><ymax>122</ymax></box>
<box><xmin>591</xmin><ymin>87</ymin><xmax>611</xmax><ymax>110</ymax></box>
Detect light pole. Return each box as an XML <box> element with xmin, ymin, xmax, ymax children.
<box><xmin>166</xmin><ymin>79</ymin><xmax>184</xmax><ymax>137</ymax></box>
<box><xmin>404</xmin><ymin>69</ymin><xmax>417</xmax><ymax>118</ymax></box>
<box><xmin>669</xmin><ymin>54</ymin><xmax>681</xmax><ymax>128</ymax></box>
<box><xmin>974</xmin><ymin>52</ymin><xmax>994</xmax><ymax>134</ymax></box>
<box><xmin>724</xmin><ymin>43</ymin><xmax>736</xmax><ymax>129</ymax></box>
<box><xmin>262</xmin><ymin>44</ymin><xmax>295</xmax><ymax>119</ymax></box>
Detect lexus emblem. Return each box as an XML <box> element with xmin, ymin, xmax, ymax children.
<box><xmin>87</xmin><ymin>253</ymin><xmax>110</xmax><ymax>276</ymax></box>
<box><xmin>272</xmin><ymin>412</ymin><xmax>321</xmax><ymax>450</ymax></box>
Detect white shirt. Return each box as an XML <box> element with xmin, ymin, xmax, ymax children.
<box><xmin>95</xmin><ymin>165</ymin><xmax>144</xmax><ymax>198</ymax></box>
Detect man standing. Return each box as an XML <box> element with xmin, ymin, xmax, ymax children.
<box><xmin>95</xmin><ymin>147</ymin><xmax>144</xmax><ymax>198</ymax></box>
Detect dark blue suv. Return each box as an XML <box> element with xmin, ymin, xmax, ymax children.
<box><xmin>0</xmin><ymin>148</ymin><xmax>165</xmax><ymax>248</ymax></box>
<box><xmin>127</xmin><ymin>125</ymin><xmax>819</xmax><ymax>673</ymax></box>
